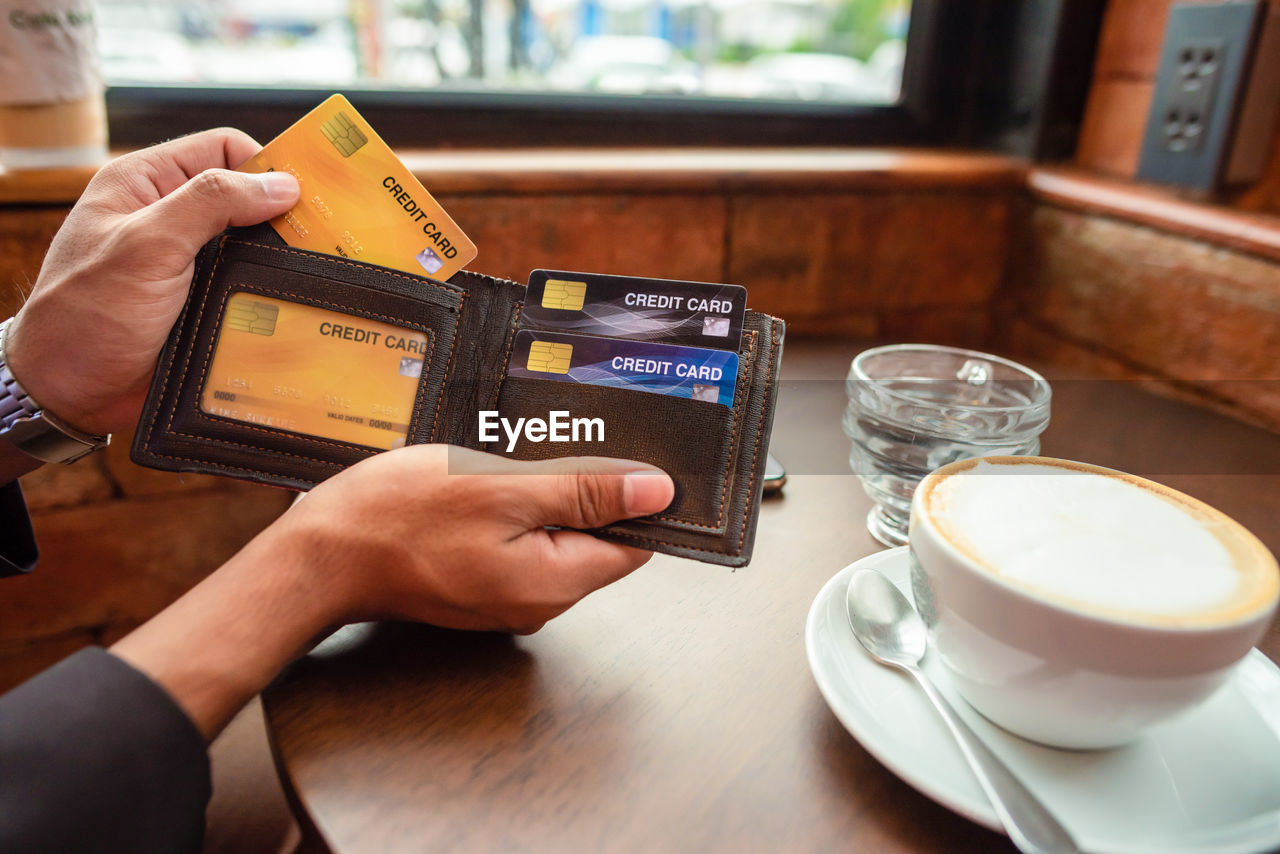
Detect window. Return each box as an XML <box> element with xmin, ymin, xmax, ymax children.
<box><xmin>97</xmin><ymin>0</ymin><xmax>909</xmax><ymax>103</ymax></box>
<box><xmin>99</xmin><ymin>1</ymin><xmax>1099</xmax><ymax>154</ymax></box>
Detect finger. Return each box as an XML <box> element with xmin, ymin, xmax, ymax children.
<box><xmin>128</xmin><ymin>168</ymin><xmax>300</xmax><ymax>261</ymax></box>
<box><xmin>499</xmin><ymin>457</ymin><xmax>675</xmax><ymax>530</ymax></box>
<box><xmin>542</xmin><ymin>530</ymin><xmax>655</xmax><ymax>589</ymax></box>
<box><xmin>88</xmin><ymin>128</ymin><xmax>266</xmax><ymax>209</ymax></box>
<box><xmin>503</xmin><ymin>528</ymin><xmax>653</xmax><ymax>617</ymax></box>
<box><xmin>145</xmin><ymin>127</ymin><xmax>265</xmax><ymax>194</ymax></box>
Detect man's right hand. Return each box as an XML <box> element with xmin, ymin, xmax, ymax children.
<box><xmin>112</xmin><ymin>445</ymin><xmax>675</xmax><ymax>739</ymax></box>
<box><xmin>268</xmin><ymin>444</ymin><xmax>675</xmax><ymax>634</ymax></box>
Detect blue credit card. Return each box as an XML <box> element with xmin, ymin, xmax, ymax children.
<box><xmin>508</xmin><ymin>330</ymin><xmax>739</xmax><ymax>407</ymax></box>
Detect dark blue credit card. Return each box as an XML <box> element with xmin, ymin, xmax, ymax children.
<box><xmin>507</xmin><ymin>330</ymin><xmax>739</xmax><ymax>407</ymax></box>
<box><xmin>521</xmin><ymin>269</ymin><xmax>746</xmax><ymax>352</ymax></box>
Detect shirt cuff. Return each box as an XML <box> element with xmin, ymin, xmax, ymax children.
<box><xmin>0</xmin><ymin>480</ymin><xmax>37</xmax><ymax>577</ymax></box>
<box><xmin>0</xmin><ymin>647</ymin><xmax>212</xmax><ymax>854</ymax></box>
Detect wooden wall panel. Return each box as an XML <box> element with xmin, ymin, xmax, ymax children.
<box><xmin>1004</xmin><ymin>205</ymin><xmax>1280</xmax><ymax>428</ymax></box>
<box><xmin>3</xmin><ymin>472</ymin><xmax>290</xmax><ymax>645</ymax></box>
<box><xmin>438</xmin><ymin>194</ymin><xmax>726</xmax><ymax>285</ymax></box>
<box><xmin>1092</xmin><ymin>0</ymin><xmax>1179</xmax><ymax>78</ymax></box>
<box><xmin>0</xmin><ymin>207</ymin><xmax>65</xmax><ymax>320</ymax></box>
<box><xmin>1076</xmin><ymin>80</ymin><xmax>1156</xmax><ymax>177</ymax></box>
<box><xmin>727</xmin><ymin>192</ymin><xmax>1009</xmax><ymax>340</ymax></box>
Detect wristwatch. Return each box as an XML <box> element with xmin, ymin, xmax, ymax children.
<box><xmin>0</xmin><ymin>317</ymin><xmax>110</xmax><ymax>464</ymax></box>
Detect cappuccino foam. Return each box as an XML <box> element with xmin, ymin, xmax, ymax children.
<box><xmin>924</xmin><ymin>458</ymin><xmax>1278</xmax><ymax>626</ymax></box>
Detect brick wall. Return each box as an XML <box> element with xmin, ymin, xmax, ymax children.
<box><xmin>998</xmin><ymin>195</ymin><xmax>1280</xmax><ymax>431</ymax></box>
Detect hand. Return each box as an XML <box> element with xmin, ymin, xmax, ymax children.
<box><xmin>6</xmin><ymin>129</ymin><xmax>299</xmax><ymax>436</ymax></box>
<box><xmin>112</xmin><ymin>445</ymin><xmax>675</xmax><ymax>738</ymax></box>
<box><xmin>259</xmin><ymin>445</ymin><xmax>674</xmax><ymax>633</ymax></box>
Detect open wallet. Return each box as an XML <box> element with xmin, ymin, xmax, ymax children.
<box><xmin>131</xmin><ymin>225</ymin><xmax>785</xmax><ymax>567</ymax></box>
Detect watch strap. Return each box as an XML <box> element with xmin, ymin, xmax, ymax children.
<box><xmin>0</xmin><ymin>318</ymin><xmax>110</xmax><ymax>464</ymax></box>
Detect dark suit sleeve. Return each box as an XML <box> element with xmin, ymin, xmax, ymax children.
<box><xmin>0</xmin><ymin>480</ymin><xmax>38</xmax><ymax>577</ymax></box>
<box><xmin>0</xmin><ymin>647</ymin><xmax>212</xmax><ymax>853</ymax></box>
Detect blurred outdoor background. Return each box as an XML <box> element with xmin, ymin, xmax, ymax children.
<box><xmin>95</xmin><ymin>0</ymin><xmax>909</xmax><ymax>103</ymax></box>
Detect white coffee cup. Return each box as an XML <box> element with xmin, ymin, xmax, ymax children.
<box><xmin>908</xmin><ymin>456</ymin><xmax>1279</xmax><ymax>749</ymax></box>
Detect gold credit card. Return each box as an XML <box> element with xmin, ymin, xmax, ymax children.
<box><xmin>201</xmin><ymin>292</ymin><xmax>429</xmax><ymax>450</ymax></box>
<box><xmin>238</xmin><ymin>94</ymin><xmax>477</xmax><ymax>280</ymax></box>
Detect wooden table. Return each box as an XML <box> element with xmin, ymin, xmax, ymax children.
<box><xmin>263</xmin><ymin>339</ymin><xmax>1280</xmax><ymax>854</ymax></box>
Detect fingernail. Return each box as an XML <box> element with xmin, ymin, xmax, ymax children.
<box><xmin>624</xmin><ymin>469</ymin><xmax>674</xmax><ymax>515</ymax></box>
<box><xmin>257</xmin><ymin>171</ymin><xmax>299</xmax><ymax>201</ymax></box>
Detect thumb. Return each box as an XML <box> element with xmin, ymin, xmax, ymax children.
<box><xmin>513</xmin><ymin>458</ymin><xmax>675</xmax><ymax>530</ymax></box>
<box><xmin>134</xmin><ymin>168</ymin><xmax>299</xmax><ymax>259</ymax></box>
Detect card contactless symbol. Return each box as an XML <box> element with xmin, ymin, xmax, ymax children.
<box><xmin>415</xmin><ymin>246</ymin><xmax>444</xmax><ymax>275</ymax></box>
<box><xmin>320</xmin><ymin>111</ymin><xmax>368</xmax><ymax>157</ymax></box>
<box><xmin>526</xmin><ymin>341</ymin><xmax>573</xmax><ymax>374</ymax></box>
<box><xmin>225</xmin><ymin>299</ymin><xmax>279</xmax><ymax>335</ymax></box>
<box><xmin>702</xmin><ymin>316</ymin><xmax>731</xmax><ymax>338</ymax></box>
<box><xmin>541</xmin><ymin>279</ymin><xmax>588</xmax><ymax>311</ymax></box>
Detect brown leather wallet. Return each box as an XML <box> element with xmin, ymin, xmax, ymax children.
<box><xmin>131</xmin><ymin>225</ymin><xmax>784</xmax><ymax>566</ymax></box>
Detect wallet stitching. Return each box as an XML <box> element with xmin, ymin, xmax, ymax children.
<box><xmin>735</xmin><ymin>320</ymin><xmax>778</xmax><ymax>556</ymax></box>
<box><xmin>603</xmin><ymin>320</ymin><xmax>777</xmax><ymax>557</ymax></box>
<box><xmin>428</xmin><ymin>291</ymin><xmax>467</xmax><ymax>441</ymax></box>
<box><xmin>145</xmin><ymin>237</ymin><xmax>229</xmax><ymax>456</ymax></box>
<box><xmin>143</xmin><ymin>448</ymin><xmax>340</xmax><ymax>483</ymax></box>
<box><xmin>177</xmin><ymin>284</ymin><xmax>440</xmax><ymax>453</ymax></box>
<box><xmin>596</xmin><ymin>530</ymin><xmax>746</xmax><ymax>559</ymax></box>
<box><xmin>233</xmin><ymin>238</ymin><xmax>469</xmax><ymax>443</ymax></box>
<box><xmin>488</xmin><ymin>302</ymin><xmax>523</xmax><ymax>413</ymax></box>
<box><xmin>237</xmin><ymin>238</ymin><xmax>467</xmax><ymax>300</ymax></box>
<box><xmin>141</xmin><ymin>251</ymin><xmax>348</xmax><ymax>477</ymax></box>
<box><xmin>650</xmin><ymin>328</ymin><xmax>756</xmax><ymax>529</ymax></box>
<box><xmin>148</xmin><ymin>238</ymin><xmax>454</xmax><ymax>471</ymax></box>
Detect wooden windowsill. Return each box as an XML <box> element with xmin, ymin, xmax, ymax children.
<box><xmin>4</xmin><ymin>148</ymin><xmax>1280</xmax><ymax>264</ymax></box>
<box><xmin>1028</xmin><ymin>167</ymin><xmax>1280</xmax><ymax>264</ymax></box>
<box><xmin>0</xmin><ymin>164</ymin><xmax>100</xmax><ymax>205</ymax></box>
<box><xmin>0</xmin><ymin>148</ymin><xmax>1025</xmax><ymax>205</ymax></box>
<box><xmin>395</xmin><ymin>148</ymin><xmax>1026</xmax><ymax>193</ymax></box>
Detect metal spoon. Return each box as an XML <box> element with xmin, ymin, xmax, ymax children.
<box><xmin>845</xmin><ymin>567</ymin><xmax>1080</xmax><ymax>854</ymax></box>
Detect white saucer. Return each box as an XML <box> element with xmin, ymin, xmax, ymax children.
<box><xmin>805</xmin><ymin>547</ymin><xmax>1280</xmax><ymax>854</ymax></box>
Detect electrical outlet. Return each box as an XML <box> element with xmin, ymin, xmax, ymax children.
<box><xmin>1161</xmin><ymin>39</ymin><xmax>1224</xmax><ymax>154</ymax></box>
<box><xmin>1137</xmin><ymin>1</ymin><xmax>1264</xmax><ymax>192</ymax></box>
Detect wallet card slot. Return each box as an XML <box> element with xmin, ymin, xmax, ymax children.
<box><xmin>486</xmin><ymin>328</ymin><xmax>758</xmax><ymax>533</ymax></box>
<box><xmin>134</xmin><ymin>231</ymin><xmax>468</xmax><ymax>489</ymax></box>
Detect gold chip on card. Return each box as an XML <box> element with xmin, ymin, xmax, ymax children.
<box><xmin>224</xmin><ymin>299</ymin><xmax>279</xmax><ymax>335</ymax></box>
<box><xmin>540</xmin><ymin>279</ymin><xmax>587</xmax><ymax>311</ymax></box>
<box><xmin>526</xmin><ymin>340</ymin><xmax>573</xmax><ymax>374</ymax></box>
<box><xmin>319</xmin><ymin>111</ymin><xmax>368</xmax><ymax>157</ymax></box>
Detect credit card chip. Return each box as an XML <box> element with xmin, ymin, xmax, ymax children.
<box><xmin>541</xmin><ymin>279</ymin><xmax>587</xmax><ymax>312</ymax></box>
<box><xmin>527</xmin><ymin>341</ymin><xmax>573</xmax><ymax>374</ymax></box>
<box><xmin>225</xmin><ymin>299</ymin><xmax>279</xmax><ymax>336</ymax></box>
<box><xmin>320</xmin><ymin>111</ymin><xmax>368</xmax><ymax>157</ymax></box>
